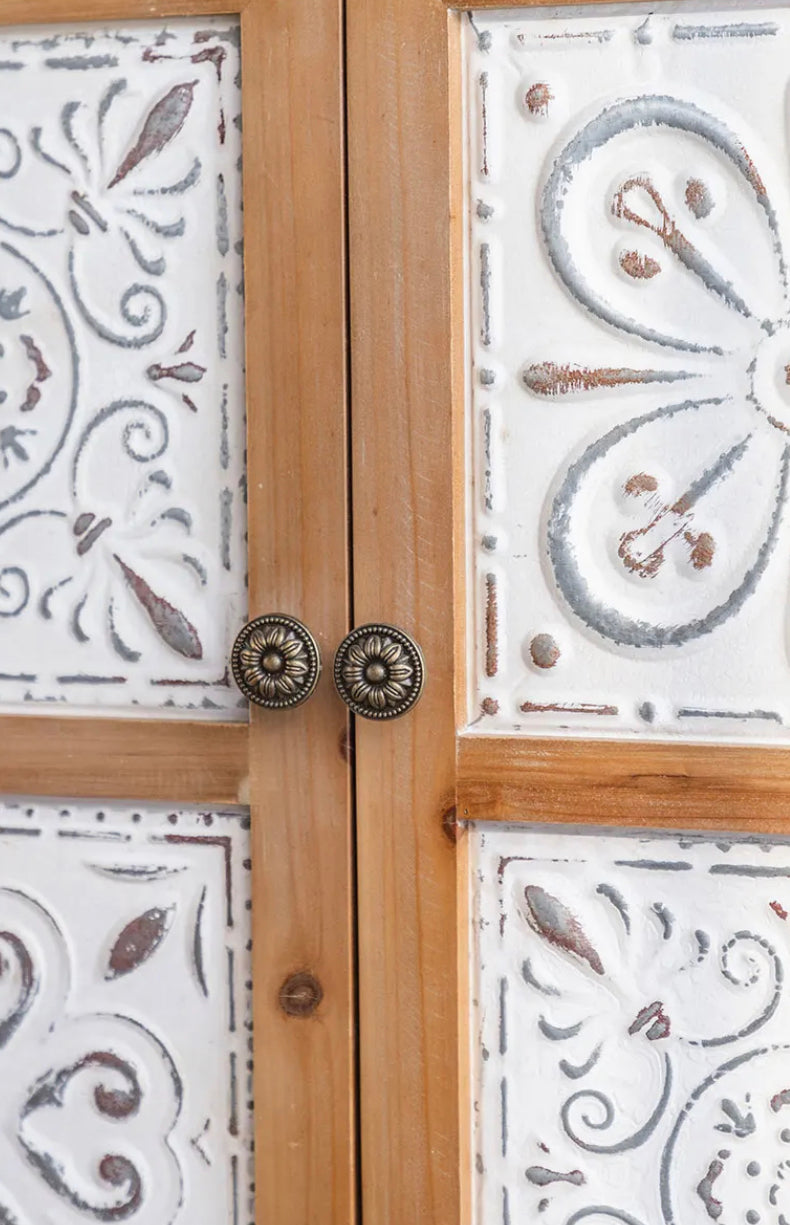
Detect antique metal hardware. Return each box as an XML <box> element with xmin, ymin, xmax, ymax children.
<box><xmin>333</xmin><ymin>624</ymin><xmax>424</xmax><ymax>720</ymax></box>
<box><xmin>231</xmin><ymin>614</ymin><xmax>321</xmax><ymax>709</ymax></box>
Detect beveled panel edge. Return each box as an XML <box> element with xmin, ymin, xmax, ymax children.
<box><xmin>458</xmin><ymin>735</ymin><xmax>790</xmax><ymax>830</ymax></box>
<box><xmin>0</xmin><ymin>715</ymin><xmax>248</xmax><ymax>803</ymax></box>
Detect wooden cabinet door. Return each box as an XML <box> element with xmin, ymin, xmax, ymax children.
<box><xmin>0</xmin><ymin>2</ymin><xmax>353</xmax><ymax>1224</ymax></box>
<box><xmin>348</xmin><ymin>2</ymin><xmax>790</xmax><ymax>1223</ymax></box>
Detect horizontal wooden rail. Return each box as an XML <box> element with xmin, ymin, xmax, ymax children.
<box><xmin>446</xmin><ymin>0</ymin><xmax>634</xmax><ymax>9</ymax></box>
<box><xmin>458</xmin><ymin>735</ymin><xmax>790</xmax><ymax>833</ymax></box>
<box><xmin>1</xmin><ymin>1</ymin><xmax>243</xmax><ymax>22</ymax></box>
<box><xmin>0</xmin><ymin>716</ymin><xmax>248</xmax><ymax>804</ymax></box>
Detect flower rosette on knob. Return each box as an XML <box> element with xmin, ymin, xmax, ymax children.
<box><xmin>334</xmin><ymin>624</ymin><xmax>424</xmax><ymax>719</ymax></box>
<box><xmin>231</xmin><ymin>614</ymin><xmax>321</xmax><ymax>709</ymax></box>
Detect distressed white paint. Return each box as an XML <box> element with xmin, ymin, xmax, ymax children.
<box><xmin>471</xmin><ymin>823</ymin><xmax>790</xmax><ymax>1225</ymax></box>
<box><xmin>0</xmin><ymin>798</ymin><xmax>253</xmax><ymax>1225</ymax></box>
<box><xmin>465</xmin><ymin>3</ymin><xmax>790</xmax><ymax>741</ymax></box>
<box><xmin>0</xmin><ymin>19</ymin><xmax>246</xmax><ymax>718</ymax></box>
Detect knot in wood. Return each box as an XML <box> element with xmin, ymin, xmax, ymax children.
<box><xmin>278</xmin><ymin>971</ymin><xmax>323</xmax><ymax>1018</ymax></box>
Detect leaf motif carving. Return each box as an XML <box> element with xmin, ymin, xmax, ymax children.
<box><xmin>523</xmin><ymin>885</ymin><xmax>605</xmax><ymax>975</ymax></box>
<box><xmin>114</xmin><ymin>554</ymin><xmax>203</xmax><ymax>659</ymax></box>
<box><xmin>106</xmin><ymin>905</ymin><xmax>174</xmax><ymax>979</ymax></box>
<box><xmin>108</xmin><ymin>81</ymin><xmax>198</xmax><ymax>189</ymax></box>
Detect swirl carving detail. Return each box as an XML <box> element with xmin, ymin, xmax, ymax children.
<box><xmin>0</xmin><ymin>18</ymin><xmax>246</xmax><ymax>714</ymax></box>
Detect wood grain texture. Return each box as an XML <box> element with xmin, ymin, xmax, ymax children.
<box><xmin>348</xmin><ymin>1</ymin><xmax>460</xmax><ymax>1221</ymax></box>
<box><xmin>241</xmin><ymin>0</ymin><xmax>355</xmax><ymax>1223</ymax></box>
<box><xmin>459</xmin><ymin>736</ymin><xmax>790</xmax><ymax>832</ymax></box>
<box><xmin>0</xmin><ymin>0</ymin><xmax>241</xmax><ymax>21</ymax></box>
<box><xmin>0</xmin><ymin>716</ymin><xmax>247</xmax><ymax>801</ymax></box>
<box><xmin>446</xmin><ymin>0</ymin><xmax>635</xmax><ymax>7</ymax></box>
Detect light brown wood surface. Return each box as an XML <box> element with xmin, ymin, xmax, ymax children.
<box><xmin>348</xmin><ymin>0</ymin><xmax>460</xmax><ymax>1222</ymax></box>
<box><xmin>459</xmin><ymin>737</ymin><xmax>790</xmax><ymax>833</ymax></box>
<box><xmin>0</xmin><ymin>717</ymin><xmax>247</xmax><ymax>801</ymax></box>
<box><xmin>0</xmin><ymin>0</ymin><xmax>240</xmax><ymax>21</ymax></box>
<box><xmin>446</xmin><ymin>0</ymin><xmax>637</xmax><ymax>7</ymax></box>
<box><xmin>241</xmin><ymin>0</ymin><xmax>355</xmax><ymax>1222</ymax></box>
<box><xmin>346</xmin><ymin>0</ymin><xmax>790</xmax><ymax>1221</ymax></box>
<box><xmin>0</xmin><ymin>0</ymin><xmax>355</xmax><ymax>1222</ymax></box>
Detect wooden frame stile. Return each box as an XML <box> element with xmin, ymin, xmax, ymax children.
<box><xmin>351</xmin><ymin>0</ymin><xmax>790</xmax><ymax>1223</ymax></box>
<box><xmin>348</xmin><ymin>1</ymin><xmax>462</xmax><ymax>1222</ymax></box>
<box><xmin>0</xmin><ymin>1</ymin><xmax>355</xmax><ymax>1224</ymax></box>
<box><xmin>241</xmin><ymin>0</ymin><xmax>355</xmax><ymax>1220</ymax></box>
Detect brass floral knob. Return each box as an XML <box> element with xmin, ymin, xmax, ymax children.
<box><xmin>333</xmin><ymin>624</ymin><xmax>424</xmax><ymax>720</ymax></box>
<box><xmin>231</xmin><ymin>615</ymin><xmax>321</xmax><ymax>709</ymax></box>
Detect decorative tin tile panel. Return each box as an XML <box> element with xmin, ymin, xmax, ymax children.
<box><xmin>0</xmin><ymin>798</ymin><xmax>253</xmax><ymax>1225</ymax></box>
<box><xmin>0</xmin><ymin>19</ymin><xmax>246</xmax><ymax>718</ymax></box>
<box><xmin>471</xmin><ymin>823</ymin><xmax>790</xmax><ymax>1225</ymax></box>
<box><xmin>466</xmin><ymin>3</ymin><xmax>790</xmax><ymax>741</ymax></box>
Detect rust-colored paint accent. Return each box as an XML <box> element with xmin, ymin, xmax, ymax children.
<box><xmin>612</xmin><ymin>175</ymin><xmax>697</xmax><ymax>264</ymax></box>
<box><xmin>629</xmin><ymin>1000</ymin><xmax>671</xmax><ymax>1040</ymax></box>
<box><xmin>147</xmin><ymin>361</ymin><xmax>206</xmax><ymax>383</ymax></box>
<box><xmin>106</xmin><ymin>906</ymin><xmax>173</xmax><ymax>979</ymax></box>
<box><xmin>192</xmin><ymin>44</ymin><xmax>226</xmax><ymax>79</ymax></box>
<box><xmin>624</xmin><ymin>472</ymin><xmax>659</xmax><ymax>496</ymax></box>
<box><xmin>771</xmin><ymin>900</ymin><xmax>788</xmax><ymax>920</ymax></box>
<box><xmin>481</xmin><ymin>697</ymin><xmax>499</xmax><ymax>716</ymax></box>
<box><xmin>523</xmin><ymin>362</ymin><xmax>675</xmax><ymax>396</ymax></box>
<box><xmin>485</xmin><ymin>573</ymin><xmax>498</xmax><ymax>677</ymax></box>
<box><xmin>20</xmin><ymin>334</ymin><xmax>52</xmax><ymax>382</ymax></box>
<box><xmin>529</xmin><ymin>633</ymin><xmax>560</xmax><ymax>670</ymax></box>
<box><xmin>441</xmin><ymin>805</ymin><xmax>459</xmax><ymax>844</ymax></box>
<box><xmin>685</xmin><ymin>177</ymin><xmax>714</xmax><ymax>219</ymax></box>
<box><xmin>279</xmin><ymin>971</ymin><xmax>324</xmax><ymax>1018</ymax></box>
<box><xmin>619</xmin><ymin>515</ymin><xmax>675</xmax><ymax>578</ymax></box>
<box><xmin>521</xmin><ymin>700</ymin><xmax>618</xmax><ymax>716</ymax></box>
<box><xmin>20</xmin><ymin>384</ymin><xmax>41</xmax><ymax>413</ymax></box>
<box><xmin>523</xmin><ymin>884</ymin><xmax>604</xmax><ymax>975</ymax></box>
<box><xmin>114</xmin><ymin>554</ymin><xmax>203</xmax><ymax>659</ymax></box>
<box><xmin>767</xmin><ymin>411</ymin><xmax>790</xmax><ymax>435</ymax></box>
<box><xmin>164</xmin><ymin>834</ymin><xmax>233</xmax><ymax>925</ymax></box>
<box><xmin>685</xmin><ymin>530</ymin><xmax>715</xmax><ymax>570</ymax></box>
<box><xmin>525</xmin><ymin>82</ymin><xmax>553</xmax><ymax>116</ymax></box>
<box><xmin>108</xmin><ymin>81</ymin><xmax>197</xmax><ymax>189</ymax></box>
<box><xmin>19</xmin><ymin>333</ymin><xmax>51</xmax><ymax>414</ymax></box>
<box><xmin>98</xmin><ymin>1154</ymin><xmax>143</xmax><ymax>1213</ymax></box>
<box><xmin>619</xmin><ymin>249</ymin><xmax>661</xmax><ymax>280</ymax></box>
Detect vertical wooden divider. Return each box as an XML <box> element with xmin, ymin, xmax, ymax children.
<box><xmin>242</xmin><ymin>0</ymin><xmax>355</xmax><ymax>1221</ymax></box>
<box><xmin>348</xmin><ymin>0</ymin><xmax>461</xmax><ymax>1220</ymax></box>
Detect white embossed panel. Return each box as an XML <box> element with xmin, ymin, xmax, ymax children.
<box><xmin>0</xmin><ymin>798</ymin><xmax>253</xmax><ymax>1225</ymax></box>
<box><xmin>465</xmin><ymin>3</ymin><xmax>790</xmax><ymax>740</ymax></box>
<box><xmin>471</xmin><ymin>823</ymin><xmax>790</xmax><ymax>1225</ymax></box>
<box><xmin>0</xmin><ymin>19</ymin><xmax>246</xmax><ymax>718</ymax></box>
